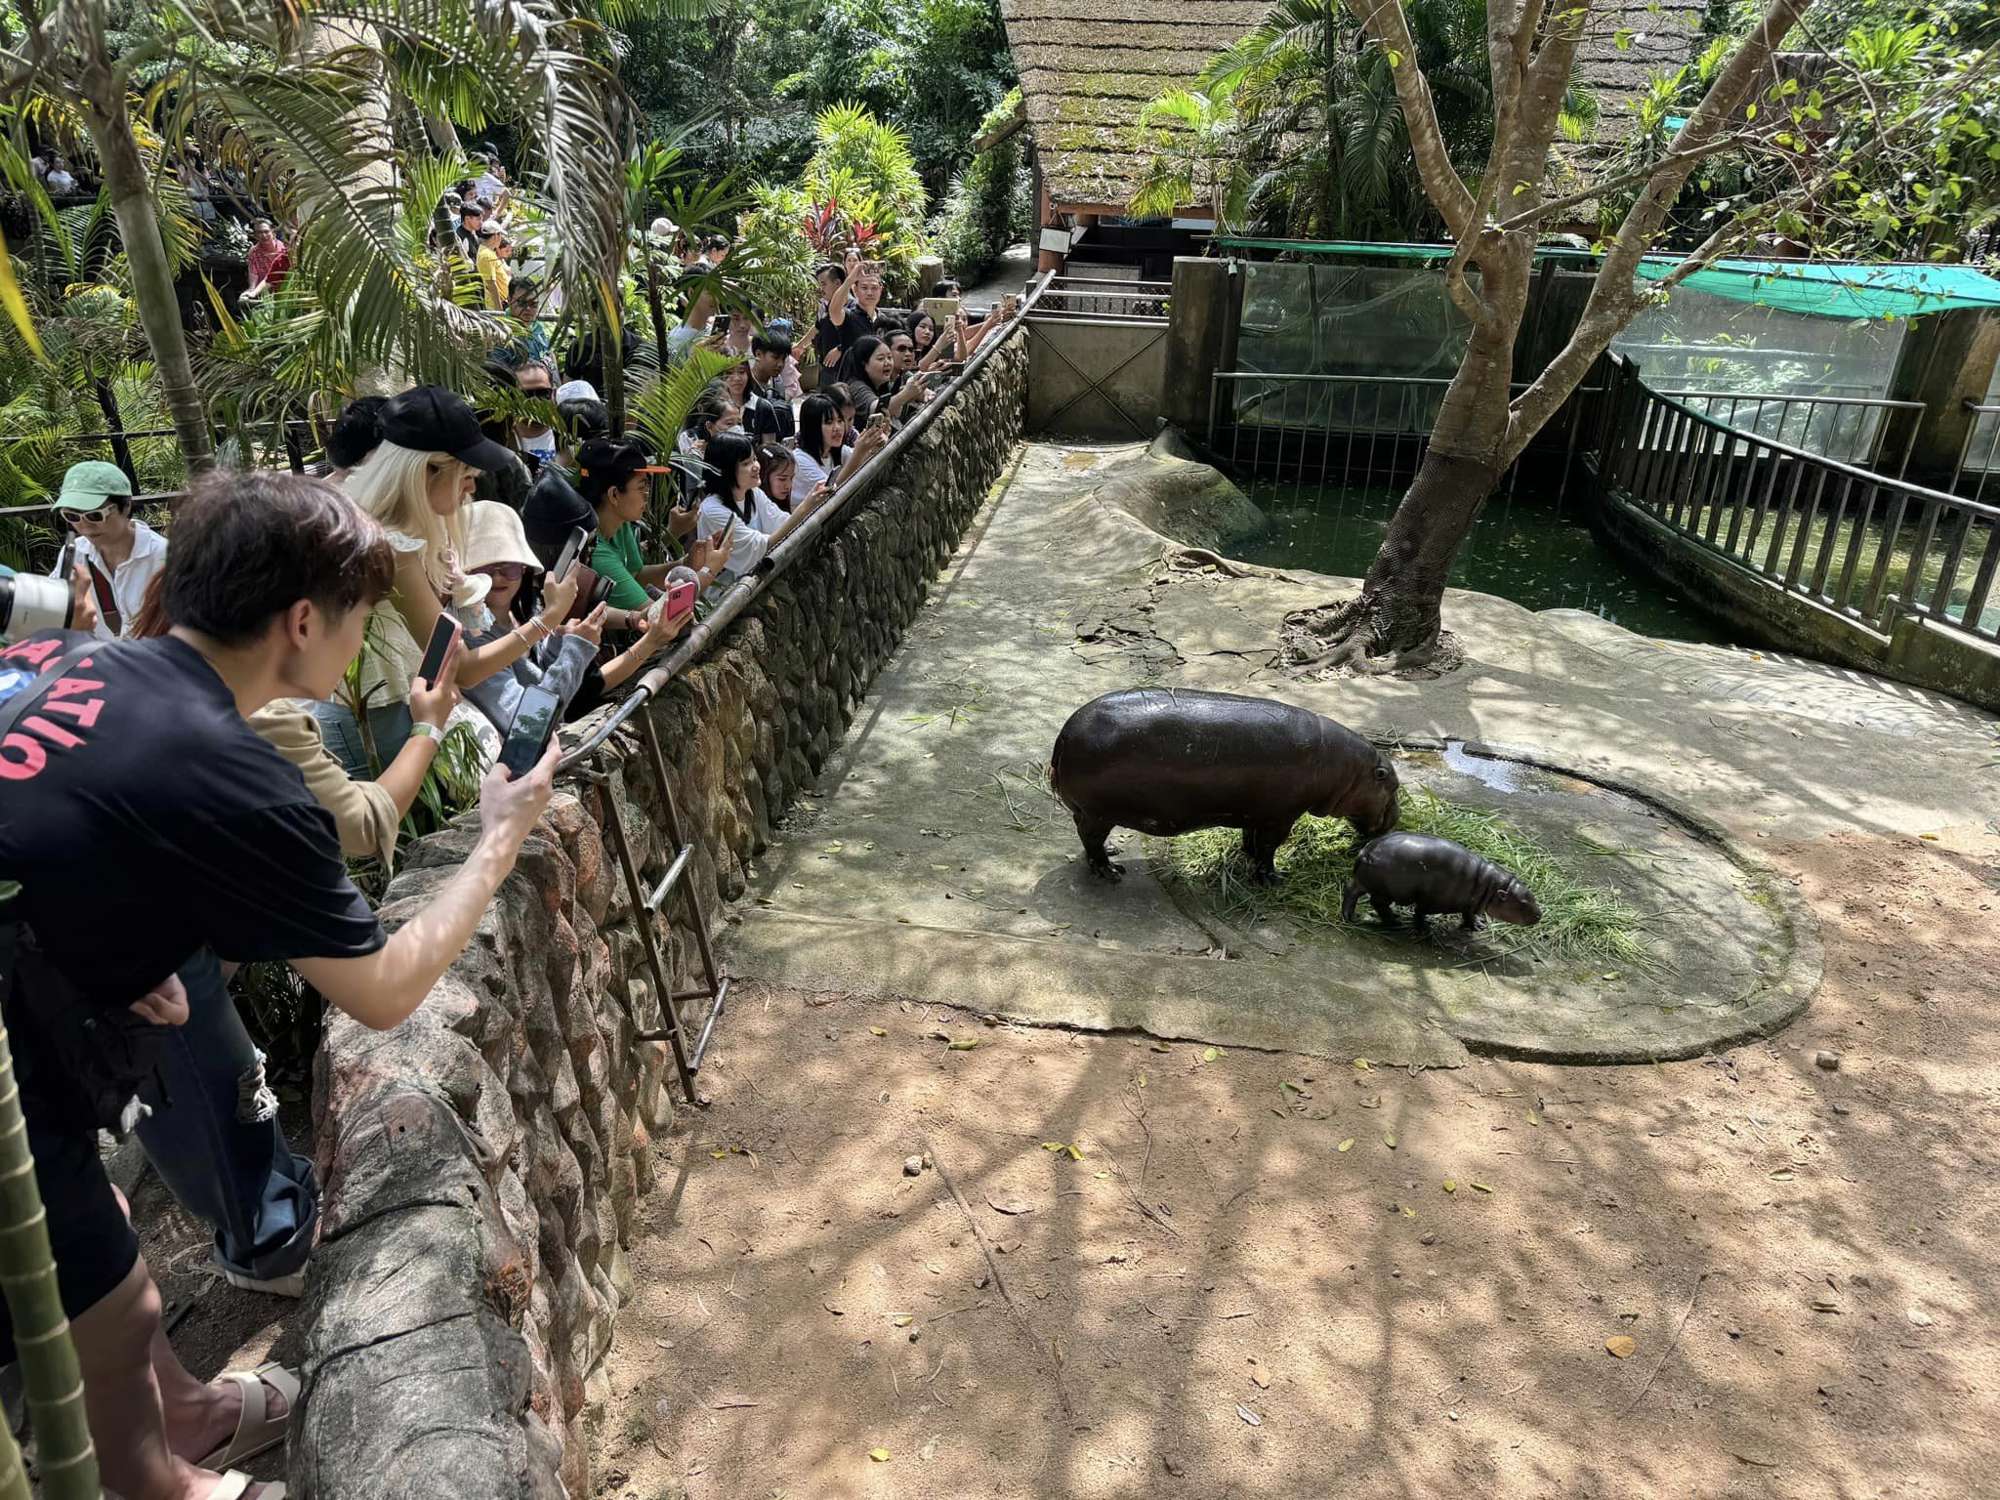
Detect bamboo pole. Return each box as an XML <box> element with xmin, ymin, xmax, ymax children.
<box><xmin>0</xmin><ymin>1018</ymin><xmax>100</xmax><ymax>1499</ymax></box>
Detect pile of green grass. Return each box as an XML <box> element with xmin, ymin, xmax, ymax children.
<box><xmin>1155</xmin><ymin>786</ymin><xmax>1660</xmax><ymax>972</ymax></box>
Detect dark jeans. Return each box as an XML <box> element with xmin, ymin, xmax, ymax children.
<box><xmin>134</xmin><ymin>950</ymin><xmax>317</xmax><ymax>1282</ymax></box>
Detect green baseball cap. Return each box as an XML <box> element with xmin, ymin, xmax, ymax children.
<box><xmin>55</xmin><ymin>460</ymin><xmax>134</xmax><ymax>511</ymax></box>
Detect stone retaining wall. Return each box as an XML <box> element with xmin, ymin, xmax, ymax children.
<box><xmin>290</xmin><ymin>335</ymin><xmax>1030</xmax><ymax>1500</ymax></box>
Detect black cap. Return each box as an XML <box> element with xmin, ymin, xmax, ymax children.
<box><xmin>460</xmin><ymin>198</ymin><xmax>487</xmax><ymax>217</ymax></box>
<box><xmin>575</xmin><ymin>437</ymin><xmax>670</xmax><ymax>493</ymax></box>
<box><xmin>379</xmin><ymin>385</ymin><xmax>515</xmax><ymax>473</ymax></box>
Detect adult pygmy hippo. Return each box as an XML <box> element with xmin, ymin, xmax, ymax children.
<box><xmin>1341</xmin><ymin>832</ymin><xmax>1542</xmax><ymax>932</ymax></box>
<box><xmin>1050</xmin><ymin>687</ymin><xmax>1399</xmax><ymax>883</ymax></box>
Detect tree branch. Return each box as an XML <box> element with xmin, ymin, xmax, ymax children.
<box><xmin>1344</xmin><ymin>0</ymin><xmax>1476</xmax><ymax>237</ymax></box>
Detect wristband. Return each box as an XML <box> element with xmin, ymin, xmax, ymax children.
<box><xmin>407</xmin><ymin>719</ymin><xmax>445</xmax><ymax>745</ymax></box>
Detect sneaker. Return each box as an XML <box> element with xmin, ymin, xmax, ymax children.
<box><xmin>216</xmin><ymin>1262</ymin><xmax>306</xmax><ymax>1299</ymax></box>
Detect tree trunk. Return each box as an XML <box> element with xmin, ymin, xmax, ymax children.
<box><xmin>1295</xmin><ymin>312</ymin><xmax>1517</xmax><ymax>670</ymax></box>
<box><xmin>77</xmin><ymin>87</ymin><xmax>214</xmax><ymax>475</ymax></box>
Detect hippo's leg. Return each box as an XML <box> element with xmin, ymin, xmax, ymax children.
<box><xmin>1073</xmin><ymin>812</ymin><xmax>1123</xmax><ymax>880</ymax></box>
<box><xmin>1242</xmin><ymin>819</ymin><xmax>1296</xmax><ymax>885</ymax></box>
<box><xmin>1340</xmin><ymin>881</ymin><xmax>1362</xmax><ymax>923</ymax></box>
<box><xmin>1412</xmin><ymin>908</ymin><xmax>1431</xmax><ymax>934</ymax></box>
<box><xmin>1370</xmin><ymin>894</ymin><xmax>1397</xmax><ymax>925</ymax></box>
<box><xmin>1461</xmin><ymin>910</ymin><xmax>1483</xmax><ymax>931</ymax></box>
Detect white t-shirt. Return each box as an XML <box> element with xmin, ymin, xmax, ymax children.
<box><xmin>792</xmin><ymin>444</ymin><xmax>849</xmax><ymax>493</ymax></box>
<box><xmin>518</xmin><ymin>426</ymin><xmax>557</xmax><ymax>463</ymax></box>
<box><xmin>49</xmin><ymin>518</ymin><xmax>167</xmax><ymax>640</ymax></box>
<box><xmin>696</xmin><ymin>492</ymin><xmax>787</xmax><ymax>579</ymax></box>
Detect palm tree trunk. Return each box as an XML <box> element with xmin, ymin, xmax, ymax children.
<box><xmin>76</xmin><ymin>80</ymin><xmax>214</xmax><ymax>474</ymax></box>
<box><xmin>0</xmin><ymin>1020</ymin><xmax>100</xmax><ymax>1500</ymax></box>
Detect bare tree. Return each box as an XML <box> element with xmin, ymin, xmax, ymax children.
<box><xmin>1297</xmin><ymin>0</ymin><xmax>1969</xmax><ymax>671</ymax></box>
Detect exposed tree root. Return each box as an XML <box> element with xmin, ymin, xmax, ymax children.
<box><xmin>1160</xmin><ymin>546</ymin><xmax>1301</xmax><ymax>584</ymax></box>
<box><xmin>1280</xmin><ymin>597</ymin><xmax>1464</xmax><ymax>680</ymax></box>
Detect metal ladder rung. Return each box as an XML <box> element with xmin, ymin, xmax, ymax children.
<box><xmin>637</xmin><ymin>977</ymin><xmax>730</xmax><ymax>1067</ymax></box>
<box><xmin>645</xmin><ymin>844</ymin><xmax>695</xmax><ymax>913</ymax></box>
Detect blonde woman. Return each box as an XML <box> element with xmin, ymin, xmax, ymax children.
<box><xmin>317</xmin><ymin>386</ymin><xmax>577</xmax><ymax>772</ymax></box>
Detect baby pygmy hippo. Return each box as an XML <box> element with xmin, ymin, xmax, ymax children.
<box><xmin>1341</xmin><ymin>832</ymin><xmax>1541</xmax><ymax>933</ymax></box>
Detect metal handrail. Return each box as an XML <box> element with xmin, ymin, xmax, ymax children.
<box><xmin>554</xmin><ymin>268</ymin><xmax>1053</xmax><ymax>774</ymax></box>
<box><xmin>1646</xmin><ymin>380</ymin><xmax>2000</xmax><ymax>523</ymax></box>
<box><xmin>1657</xmin><ymin>389</ymin><xmax>1920</xmax><ymax>412</ymax></box>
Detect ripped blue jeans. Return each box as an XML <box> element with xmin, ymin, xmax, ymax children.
<box><xmin>133</xmin><ymin>949</ymin><xmax>318</xmax><ymax>1283</ymax></box>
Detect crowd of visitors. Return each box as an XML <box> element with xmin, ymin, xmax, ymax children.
<box><xmin>0</xmin><ymin>154</ymin><xmax>1027</xmax><ymax>1492</ymax></box>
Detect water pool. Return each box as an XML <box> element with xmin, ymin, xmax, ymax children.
<box><xmin>1227</xmin><ymin>482</ymin><xmax>1729</xmax><ymax>644</ymax></box>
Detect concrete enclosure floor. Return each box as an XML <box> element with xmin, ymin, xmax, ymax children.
<box><xmin>596</xmin><ymin>441</ymin><xmax>2000</xmax><ymax>1499</ymax></box>
<box><xmin>723</xmin><ymin>442</ymin><xmax>1991</xmax><ymax>1063</ymax></box>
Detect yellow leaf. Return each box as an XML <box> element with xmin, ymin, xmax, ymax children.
<box><xmin>1042</xmin><ymin>1141</ymin><xmax>1065</xmax><ymax>1151</ymax></box>
<box><xmin>1527</xmin><ymin>1113</ymin><xmax>1541</xmax><ymax>1127</ymax></box>
<box><xmin>946</xmin><ymin>1038</ymin><xmax>980</xmax><ymax>1051</ymax></box>
<box><xmin>870</xmin><ymin>1026</ymin><xmax>887</xmax><ymax>1036</ymax></box>
<box><xmin>1401</xmin><ymin>1205</ymin><xmax>1415</xmax><ymax>1219</ymax></box>
<box><xmin>869</xmin><ymin>1447</ymin><xmax>892</xmax><ymax>1462</ymax></box>
<box><xmin>1470</xmin><ymin>1181</ymin><xmax>1493</xmax><ymax>1194</ymax></box>
<box><xmin>1093</xmin><ymin>1170</ymin><xmax>1110</xmax><ymax>1179</ymax></box>
<box><xmin>1202</xmin><ymin>1046</ymin><xmax>1221</xmax><ymax>1062</ymax></box>
<box><xmin>0</xmin><ymin>227</ymin><xmax>46</xmax><ymax>362</ymax></box>
<box><xmin>1606</xmin><ymin>1336</ymin><xmax>1637</xmax><ymax>1359</ymax></box>
<box><xmin>711</xmin><ymin>1149</ymin><xmax>728</xmax><ymax>1158</ymax></box>
<box><xmin>1383</xmin><ymin>1133</ymin><xmax>1398</xmax><ymax>1149</ymax></box>
<box><xmin>1442</xmin><ymin>1179</ymin><xmax>1457</xmax><ymax>1193</ymax></box>
<box><xmin>1352</xmin><ymin>1058</ymin><xmax>1371</xmax><ymax>1070</ymax></box>
<box><xmin>891</xmin><ymin>1314</ymin><xmax>914</xmax><ymax>1327</ymax></box>
<box><xmin>1769</xmin><ymin>1169</ymin><xmax>1795</xmax><ymax>1182</ymax></box>
<box><xmin>1067</xmin><ymin>1143</ymin><xmax>1084</xmax><ymax>1160</ymax></box>
<box><xmin>1338</xmin><ymin>1138</ymin><xmax>1355</xmax><ymax>1152</ymax></box>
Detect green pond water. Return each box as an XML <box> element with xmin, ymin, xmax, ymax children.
<box><xmin>1228</xmin><ymin>482</ymin><xmax>1729</xmax><ymax>645</ymax></box>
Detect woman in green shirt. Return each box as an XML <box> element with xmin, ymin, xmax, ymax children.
<box><xmin>577</xmin><ymin>437</ymin><xmax>729</xmax><ymax>617</ymax></box>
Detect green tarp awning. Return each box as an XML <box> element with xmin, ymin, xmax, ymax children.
<box><xmin>1210</xmin><ymin>236</ymin><xmax>2000</xmax><ymax>319</ymax></box>
<box><xmin>1630</xmin><ymin>259</ymin><xmax>2000</xmax><ymax>319</ymax></box>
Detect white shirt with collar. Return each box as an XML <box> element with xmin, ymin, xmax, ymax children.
<box><xmin>48</xmin><ymin>517</ymin><xmax>167</xmax><ymax>640</ymax></box>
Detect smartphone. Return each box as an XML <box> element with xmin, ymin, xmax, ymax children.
<box><xmin>416</xmin><ymin>614</ymin><xmax>460</xmax><ymax>686</ymax></box>
<box><xmin>589</xmin><ymin>574</ymin><xmax>615</xmax><ymax>609</ymax></box>
<box><xmin>550</xmin><ymin>524</ymin><xmax>590</xmax><ymax>584</ymax></box>
<box><xmin>664</xmin><ymin>579</ymin><xmax>698</xmax><ymax>621</ymax></box>
<box><xmin>713</xmin><ymin>312</ymin><xmax>732</xmax><ymax>335</ymax></box>
<box><xmin>498</xmin><ymin>684</ymin><xmax>561</xmax><ymax>777</ymax></box>
<box><xmin>87</xmin><ymin>559</ymin><xmax>120</xmax><ymax>632</ymax></box>
<box><xmin>919</xmin><ymin>295</ymin><xmax>961</xmax><ymax>326</ymax></box>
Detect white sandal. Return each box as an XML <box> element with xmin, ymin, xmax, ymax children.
<box><xmin>207</xmin><ymin>1471</ymin><xmax>286</xmax><ymax>1499</ymax></box>
<box><xmin>196</xmin><ymin>1360</ymin><xmax>300</xmax><ymax>1470</ymax></box>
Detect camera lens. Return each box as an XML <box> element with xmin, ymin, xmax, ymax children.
<box><xmin>0</xmin><ymin>568</ymin><xmax>75</xmax><ymax>643</ymax></box>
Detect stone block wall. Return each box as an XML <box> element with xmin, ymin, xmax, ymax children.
<box><xmin>290</xmin><ymin>334</ymin><xmax>1029</xmax><ymax>1500</ymax></box>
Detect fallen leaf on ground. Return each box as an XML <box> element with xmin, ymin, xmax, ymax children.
<box><xmin>869</xmin><ymin>1447</ymin><xmax>891</xmax><ymax>1462</ymax></box>
<box><xmin>1606</xmin><ymin>1335</ymin><xmax>1637</xmax><ymax>1358</ymax></box>
<box><xmin>1236</xmin><ymin>1404</ymin><xmax>1263</xmax><ymax>1426</ymax></box>
<box><xmin>986</xmin><ymin>1195</ymin><xmax>1033</xmax><ymax>1215</ymax></box>
<box><xmin>1470</xmin><ymin>1181</ymin><xmax>1493</xmax><ymax>1194</ymax></box>
<box><xmin>869</xmin><ymin>1026</ymin><xmax>887</xmax><ymax>1036</ymax></box>
<box><xmin>1338</xmin><ymin>1138</ymin><xmax>1355</xmax><ymax>1152</ymax></box>
<box><xmin>1383</xmin><ymin>1133</ymin><xmax>1398</xmax><ymax>1149</ymax></box>
<box><xmin>1442</xmin><ymin>1180</ymin><xmax>1457</xmax><ymax>1193</ymax></box>
<box><xmin>1202</xmin><ymin>1046</ymin><xmax>1221</xmax><ymax>1062</ymax></box>
<box><xmin>891</xmin><ymin>1314</ymin><xmax>914</xmax><ymax>1327</ymax></box>
<box><xmin>1353</xmin><ymin>1058</ymin><xmax>1371</xmax><ymax>1070</ymax></box>
<box><xmin>947</xmin><ymin>1038</ymin><xmax>980</xmax><ymax>1051</ymax></box>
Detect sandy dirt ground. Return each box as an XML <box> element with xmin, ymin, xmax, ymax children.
<box><xmin>595</xmin><ymin>823</ymin><xmax>2000</xmax><ymax>1499</ymax></box>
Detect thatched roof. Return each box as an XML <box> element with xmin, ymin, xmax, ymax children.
<box><xmin>1002</xmin><ymin>0</ymin><xmax>1270</xmax><ymax>210</ymax></box>
<box><xmin>1004</xmin><ymin>0</ymin><xmax>1712</xmax><ymax>215</ymax></box>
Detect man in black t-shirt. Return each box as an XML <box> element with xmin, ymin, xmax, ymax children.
<box><xmin>0</xmin><ymin>471</ymin><xmax>557</xmax><ymax>1500</ymax></box>
<box><xmin>812</xmin><ymin>248</ymin><xmax>874</xmax><ymax>369</ymax></box>
<box><xmin>744</xmin><ymin>332</ymin><xmax>796</xmax><ymax>444</ymax></box>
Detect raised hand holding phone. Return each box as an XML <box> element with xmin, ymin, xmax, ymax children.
<box><xmin>409</xmin><ymin>627</ymin><xmax>463</xmax><ymax>729</ymax></box>
<box><xmin>66</xmin><ymin>561</ymin><xmax>100</xmax><ymax>635</ymax></box>
<box><xmin>564</xmin><ymin>601</ymin><xmax>610</xmax><ymax>648</ymax></box>
<box><xmin>537</xmin><ymin>566</ymin><xmax>581</xmax><ymax>627</ymax></box>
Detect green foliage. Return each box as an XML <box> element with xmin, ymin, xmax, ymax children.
<box><xmin>617</xmin><ymin>0</ymin><xmax>1014</xmax><ymax>196</ymax></box>
<box><xmin>929</xmin><ymin>89</ymin><xmax>1024</xmax><ymax>280</ymax></box>
<box><xmin>1601</xmin><ymin>4</ymin><xmax>2000</xmax><ymax>260</ymax></box>
<box><xmin>1136</xmin><ymin>0</ymin><xmax>1590</xmax><ymax>239</ymax></box>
